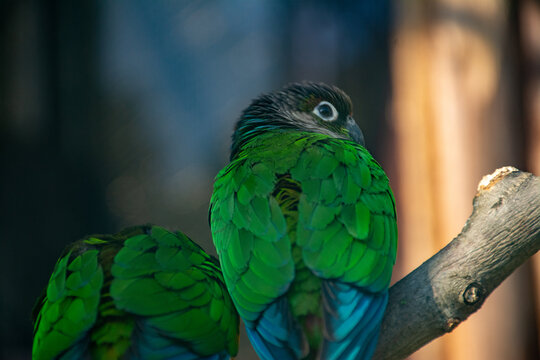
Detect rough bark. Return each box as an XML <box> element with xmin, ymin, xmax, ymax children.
<box><xmin>373</xmin><ymin>167</ymin><xmax>540</xmax><ymax>360</ymax></box>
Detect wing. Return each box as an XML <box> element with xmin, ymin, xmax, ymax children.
<box><xmin>210</xmin><ymin>134</ymin><xmax>313</xmax><ymax>359</ymax></box>
<box><xmin>110</xmin><ymin>225</ymin><xmax>239</xmax><ymax>359</ymax></box>
<box><xmin>290</xmin><ymin>138</ymin><xmax>397</xmax><ymax>360</ymax></box>
<box><xmin>32</xmin><ymin>246</ymin><xmax>104</xmax><ymax>360</ymax></box>
<box><xmin>291</xmin><ymin>138</ymin><xmax>397</xmax><ymax>289</ymax></box>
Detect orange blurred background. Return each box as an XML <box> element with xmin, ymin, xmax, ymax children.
<box><xmin>390</xmin><ymin>1</ymin><xmax>540</xmax><ymax>359</ymax></box>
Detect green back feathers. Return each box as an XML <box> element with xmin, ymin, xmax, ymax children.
<box><xmin>289</xmin><ymin>134</ymin><xmax>397</xmax><ymax>291</ymax></box>
<box><xmin>32</xmin><ymin>225</ymin><xmax>239</xmax><ymax>359</ymax></box>
<box><xmin>210</xmin><ymin>131</ymin><xmax>397</xmax><ymax>321</ymax></box>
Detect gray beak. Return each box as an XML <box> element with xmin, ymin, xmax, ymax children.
<box><xmin>345</xmin><ymin>116</ymin><xmax>365</xmax><ymax>146</ymax></box>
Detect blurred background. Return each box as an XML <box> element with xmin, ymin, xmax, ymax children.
<box><xmin>1</xmin><ymin>0</ymin><xmax>539</xmax><ymax>359</ymax></box>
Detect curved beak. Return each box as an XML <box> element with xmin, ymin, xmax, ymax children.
<box><xmin>345</xmin><ymin>116</ymin><xmax>365</xmax><ymax>146</ymax></box>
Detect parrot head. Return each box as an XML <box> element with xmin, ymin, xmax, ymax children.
<box><xmin>231</xmin><ymin>82</ymin><xmax>365</xmax><ymax>159</ymax></box>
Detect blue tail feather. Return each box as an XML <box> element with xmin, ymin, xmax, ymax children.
<box><xmin>321</xmin><ymin>281</ymin><xmax>388</xmax><ymax>360</ymax></box>
<box><xmin>245</xmin><ymin>298</ymin><xmax>307</xmax><ymax>360</ymax></box>
<box><xmin>331</xmin><ymin>298</ymin><xmax>385</xmax><ymax>360</ymax></box>
<box><xmin>355</xmin><ymin>325</ymin><xmax>381</xmax><ymax>360</ymax></box>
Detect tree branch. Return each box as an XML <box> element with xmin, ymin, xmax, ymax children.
<box><xmin>373</xmin><ymin>167</ymin><xmax>540</xmax><ymax>360</ymax></box>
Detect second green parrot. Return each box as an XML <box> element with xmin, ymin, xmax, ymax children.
<box><xmin>32</xmin><ymin>225</ymin><xmax>239</xmax><ymax>360</ymax></box>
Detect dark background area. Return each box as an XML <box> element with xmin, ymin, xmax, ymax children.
<box><xmin>1</xmin><ymin>1</ymin><xmax>393</xmax><ymax>358</ymax></box>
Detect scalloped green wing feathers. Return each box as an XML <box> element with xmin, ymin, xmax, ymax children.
<box><xmin>211</xmin><ymin>131</ymin><xmax>396</xmax><ymax>307</ymax></box>
<box><xmin>110</xmin><ymin>226</ymin><xmax>239</xmax><ymax>358</ymax></box>
<box><xmin>32</xmin><ymin>249</ymin><xmax>103</xmax><ymax>360</ymax></box>
<box><xmin>32</xmin><ymin>225</ymin><xmax>239</xmax><ymax>359</ymax></box>
<box><xmin>211</xmin><ymin>161</ymin><xmax>294</xmax><ymax>323</ymax></box>
<box><xmin>290</xmin><ymin>137</ymin><xmax>397</xmax><ymax>292</ymax></box>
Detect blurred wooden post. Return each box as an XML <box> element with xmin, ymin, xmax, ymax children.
<box><xmin>520</xmin><ymin>0</ymin><xmax>540</xmax><ymax>355</ymax></box>
<box><xmin>391</xmin><ymin>1</ymin><xmax>444</xmax><ymax>359</ymax></box>
<box><xmin>392</xmin><ymin>0</ymin><xmax>535</xmax><ymax>359</ymax></box>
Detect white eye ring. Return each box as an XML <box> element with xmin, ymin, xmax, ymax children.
<box><xmin>313</xmin><ymin>101</ymin><xmax>338</xmax><ymax>122</ymax></box>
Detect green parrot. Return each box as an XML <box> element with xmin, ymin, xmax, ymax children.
<box><xmin>210</xmin><ymin>82</ymin><xmax>397</xmax><ymax>360</ymax></box>
<box><xmin>32</xmin><ymin>225</ymin><xmax>239</xmax><ymax>360</ymax></box>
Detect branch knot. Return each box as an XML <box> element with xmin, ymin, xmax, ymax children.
<box><xmin>463</xmin><ymin>282</ymin><xmax>484</xmax><ymax>305</ymax></box>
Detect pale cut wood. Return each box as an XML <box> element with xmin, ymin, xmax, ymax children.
<box><xmin>373</xmin><ymin>167</ymin><xmax>540</xmax><ymax>360</ymax></box>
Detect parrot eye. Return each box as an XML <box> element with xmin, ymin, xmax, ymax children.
<box><xmin>313</xmin><ymin>101</ymin><xmax>338</xmax><ymax>122</ymax></box>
